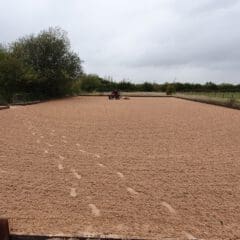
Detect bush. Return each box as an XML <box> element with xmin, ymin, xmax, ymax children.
<box><xmin>166</xmin><ymin>84</ymin><xmax>176</xmax><ymax>95</ymax></box>
<box><xmin>0</xmin><ymin>48</ymin><xmax>32</xmax><ymax>102</ymax></box>
<box><xmin>10</xmin><ymin>27</ymin><xmax>83</xmax><ymax>99</ymax></box>
<box><xmin>118</xmin><ymin>80</ymin><xmax>136</xmax><ymax>91</ymax></box>
<box><xmin>139</xmin><ymin>82</ymin><xmax>154</xmax><ymax>92</ymax></box>
<box><xmin>79</xmin><ymin>74</ymin><xmax>101</xmax><ymax>92</ymax></box>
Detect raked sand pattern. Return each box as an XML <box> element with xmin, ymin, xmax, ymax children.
<box><xmin>1</xmin><ymin>96</ymin><xmax>240</xmax><ymax>240</ymax></box>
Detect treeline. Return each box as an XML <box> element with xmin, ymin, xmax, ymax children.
<box><xmin>79</xmin><ymin>76</ymin><xmax>240</xmax><ymax>94</ymax></box>
<box><xmin>1</xmin><ymin>27</ymin><xmax>240</xmax><ymax>103</ymax></box>
<box><xmin>79</xmin><ymin>75</ymin><xmax>160</xmax><ymax>92</ymax></box>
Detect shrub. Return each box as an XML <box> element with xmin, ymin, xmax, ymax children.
<box><xmin>166</xmin><ymin>84</ymin><xmax>176</xmax><ymax>95</ymax></box>
<box><xmin>79</xmin><ymin>74</ymin><xmax>101</xmax><ymax>92</ymax></box>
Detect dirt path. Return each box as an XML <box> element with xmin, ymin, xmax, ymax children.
<box><xmin>0</xmin><ymin>97</ymin><xmax>240</xmax><ymax>240</ymax></box>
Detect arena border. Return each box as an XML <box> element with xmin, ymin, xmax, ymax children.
<box><xmin>79</xmin><ymin>94</ymin><xmax>240</xmax><ymax>111</ymax></box>
<box><xmin>2</xmin><ymin>219</ymin><xmax>179</xmax><ymax>240</ymax></box>
<box><xmin>11</xmin><ymin>234</ymin><xmax>147</xmax><ymax>240</ymax></box>
<box><xmin>10</xmin><ymin>233</ymin><xmax>183</xmax><ymax>240</ymax></box>
<box><xmin>3</xmin><ymin>94</ymin><xmax>240</xmax><ymax>111</ymax></box>
<box><xmin>174</xmin><ymin>95</ymin><xmax>240</xmax><ymax>111</ymax></box>
<box><xmin>0</xmin><ymin>105</ymin><xmax>10</xmax><ymax>110</ymax></box>
<box><xmin>1</xmin><ymin>219</ymin><xmax>149</xmax><ymax>240</ymax></box>
<box><xmin>78</xmin><ymin>92</ymin><xmax>168</xmax><ymax>97</ymax></box>
<box><xmin>11</xmin><ymin>100</ymin><xmax>42</xmax><ymax>106</ymax></box>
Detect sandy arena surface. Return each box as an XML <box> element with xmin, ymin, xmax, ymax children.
<box><xmin>0</xmin><ymin>97</ymin><xmax>240</xmax><ymax>240</ymax></box>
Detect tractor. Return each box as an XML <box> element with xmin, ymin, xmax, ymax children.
<box><xmin>108</xmin><ymin>90</ymin><xmax>120</xmax><ymax>100</ymax></box>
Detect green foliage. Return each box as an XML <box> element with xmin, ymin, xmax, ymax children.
<box><xmin>9</xmin><ymin>27</ymin><xmax>83</xmax><ymax>99</ymax></box>
<box><xmin>0</xmin><ymin>46</ymin><xmax>34</xmax><ymax>102</ymax></box>
<box><xmin>160</xmin><ymin>82</ymin><xmax>240</xmax><ymax>93</ymax></box>
<box><xmin>166</xmin><ymin>84</ymin><xmax>176</xmax><ymax>95</ymax></box>
<box><xmin>139</xmin><ymin>82</ymin><xmax>154</xmax><ymax>92</ymax></box>
<box><xmin>79</xmin><ymin>74</ymin><xmax>102</xmax><ymax>92</ymax></box>
<box><xmin>98</xmin><ymin>79</ymin><xmax>117</xmax><ymax>92</ymax></box>
<box><xmin>78</xmin><ymin>74</ymin><xmax>120</xmax><ymax>92</ymax></box>
<box><xmin>74</xmin><ymin>76</ymin><xmax>240</xmax><ymax>94</ymax></box>
<box><xmin>118</xmin><ymin>80</ymin><xmax>136</xmax><ymax>91</ymax></box>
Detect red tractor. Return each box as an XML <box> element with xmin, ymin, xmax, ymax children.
<box><xmin>108</xmin><ymin>90</ymin><xmax>120</xmax><ymax>100</ymax></box>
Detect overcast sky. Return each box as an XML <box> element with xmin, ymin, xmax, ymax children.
<box><xmin>1</xmin><ymin>0</ymin><xmax>240</xmax><ymax>84</ymax></box>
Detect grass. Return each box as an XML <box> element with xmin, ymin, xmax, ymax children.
<box><xmin>180</xmin><ymin>92</ymin><xmax>240</xmax><ymax>100</ymax></box>
<box><xmin>175</xmin><ymin>92</ymin><xmax>240</xmax><ymax>110</ymax></box>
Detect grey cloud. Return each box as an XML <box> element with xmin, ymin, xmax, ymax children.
<box><xmin>188</xmin><ymin>0</ymin><xmax>239</xmax><ymax>14</ymax></box>
<box><xmin>0</xmin><ymin>0</ymin><xmax>240</xmax><ymax>83</ymax></box>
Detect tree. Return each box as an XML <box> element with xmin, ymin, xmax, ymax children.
<box><xmin>205</xmin><ymin>82</ymin><xmax>218</xmax><ymax>91</ymax></box>
<box><xmin>140</xmin><ymin>82</ymin><xmax>154</xmax><ymax>92</ymax></box>
<box><xmin>0</xmin><ymin>46</ymin><xmax>33</xmax><ymax>102</ymax></box>
<box><xmin>79</xmin><ymin>74</ymin><xmax>101</xmax><ymax>92</ymax></box>
<box><xmin>166</xmin><ymin>83</ymin><xmax>176</xmax><ymax>95</ymax></box>
<box><xmin>10</xmin><ymin>27</ymin><xmax>83</xmax><ymax>98</ymax></box>
<box><xmin>118</xmin><ymin>80</ymin><xmax>136</xmax><ymax>91</ymax></box>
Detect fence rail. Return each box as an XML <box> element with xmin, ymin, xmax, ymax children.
<box><xmin>1</xmin><ymin>218</ymin><xmax>147</xmax><ymax>240</ymax></box>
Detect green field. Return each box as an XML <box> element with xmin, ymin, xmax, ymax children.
<box><xmin>181</xmin><ymin>92</ymin><xmax>240</xmax><ymax>100</ymax></box>
<box><xmin>175</xmin><ymin>92</ymin><xmax>240</xmax><ymax>110</ymax></box>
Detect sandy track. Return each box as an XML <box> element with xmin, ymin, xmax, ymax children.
<box><xmin>0</xmin><ymin>97</ymin><xmax>240</xmax><ymax>240</ymax></box>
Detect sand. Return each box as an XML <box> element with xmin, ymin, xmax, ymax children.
<box><xmin>0</xmin><ymin>97</ymin><xmax>240</xmax><ymax>240</ymax></box>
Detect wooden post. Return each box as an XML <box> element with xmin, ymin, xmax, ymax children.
<box><xmin>0</xmin><ymin>219</ymin><xmax>10</xmax><ymax>240</ymax></box>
